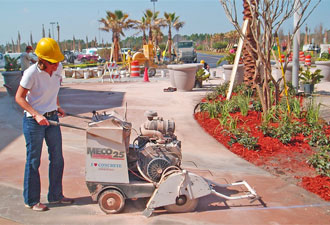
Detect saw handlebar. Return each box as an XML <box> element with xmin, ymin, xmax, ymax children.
<box><xmin>48</xmin><ymin>120</ymin><xmax>86</xmax><ymax>130</ymax></box>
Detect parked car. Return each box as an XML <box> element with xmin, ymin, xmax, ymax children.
<box><xmin>77</xmin><ymin>48</ymin><xmax>98</xmax><ymax>63</ymax></box>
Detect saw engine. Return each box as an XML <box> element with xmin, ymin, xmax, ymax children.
<box><xmin>133</xmin><ymin>111</ymin><xmax>182</xmax><ymax>182</ymax></box>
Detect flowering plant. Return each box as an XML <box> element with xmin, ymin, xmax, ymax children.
<box><xmin>4</xmin><ymin>55</ymin><xmax>21</xmax><ymax>71</ymax></box>
<box><xmin>216</xmin><ymin>48</ymin><xmax>236</xmax><ymax>65</ymax></box>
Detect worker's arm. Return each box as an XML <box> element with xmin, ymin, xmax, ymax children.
<box><xmin>56</xmin><ymin>96</ymin><xmax>65</xmax><ymax>117</ymax></box>
<box><xmin>27</xmin><ymin>53</ymin><xmax>36</xmax><ymax>64</ymax></box>
<box><xmin>15</xmin><ymin>85</ymin><xmax>49</xmax><ymax>126</ymax></box>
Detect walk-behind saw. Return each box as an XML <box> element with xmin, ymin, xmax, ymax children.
<box><xmin>51</xmin><ymin>110</ymin><xmax>260</xmax><ymax>217</ymax></box>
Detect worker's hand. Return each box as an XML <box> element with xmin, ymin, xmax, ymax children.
<box><xmin>34</xmin><ymin>114</ymin><xmax>49</xmax><ymax>126</ymax></box>
<box><xmin>57</xmin><ymin>107</ymin><xmax>65</xmax><ymax>117</ymax></box>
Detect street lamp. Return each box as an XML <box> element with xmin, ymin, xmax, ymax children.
<box><xmin>50</xmin><ymin>22</ymin><xmax>56</xmax><ymax>38</ymax></box>
<box><xmin>151</xmin><ymin>0</ymin><xmax>157</xmax><ymax>15</ymax></box>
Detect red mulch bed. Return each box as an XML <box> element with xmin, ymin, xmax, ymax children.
<box><xmin>195</xmin><ymin>97</ymin><xmax>330</xmax><ymax>201</ymax></box>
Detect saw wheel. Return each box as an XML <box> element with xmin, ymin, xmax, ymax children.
<box><xmin>98</xmin><ymin>189</ymin><xmax>125</xmax><ymax>214</ymax></box>
<box><xmin>164</xmin><ymin>195</ymin><xmax>199</xmax><ymax>213</ymax></box>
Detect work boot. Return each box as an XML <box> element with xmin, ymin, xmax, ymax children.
<box><xmin>25</xmin><ymin>202</ymin><xmax>49</xmax><ymax>211</ymax></box>
<box><xmin>49</xmin><ymin>197</ymin><xmax>74</xmax><ymax>204</ymax></box>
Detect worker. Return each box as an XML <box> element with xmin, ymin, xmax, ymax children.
<box><xmin>15</xmin><ymin>38</ymin><xmax>74</xmax><ymax>212</ymax></box>
<box><xmin>200</xmin><ymin>60</ymin><xmax>210</xmax><ymax>72</ymax></box>
<box><xmin>21</xmin><ymin>46</ymin><xmax>36</xmax><ymax>72</ymax></box>
<box><xmin>156</xmin><ymin>46</ymin><xmax>161</xmax><ymax>62</ymax></box>
<box><xmin>127</xmin><ymin>50</ymin><xmax>132</xmax><ymax>72</ymax></box>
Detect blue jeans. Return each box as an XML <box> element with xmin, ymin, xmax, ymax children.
<box><xmin>23</xmin><ymin>113</ymin><xmax>64</xmax><ymax>206</ymax></box>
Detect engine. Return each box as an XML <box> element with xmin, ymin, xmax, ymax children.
<box><xmin>134</xmin><ymin>111</ymin><xmax>182</xmax><ymax>182</ymax></box>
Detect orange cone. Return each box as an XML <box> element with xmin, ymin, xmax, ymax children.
<box><xmin>144</xmin><ymin>67</ymin><xmax>150</xmax><ymax>82</ymax></box>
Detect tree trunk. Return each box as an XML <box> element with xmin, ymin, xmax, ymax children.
<box><xmin>148</xmin><ymin>26</ymin><xmax>153</xmax><ymax>44</ymax></box>
<box><xmin>242</xmin><ymin>0</ymin><xmax>258</xmax><ymax>88</ymax></box>
<box><xmin>143</xmin><ymin>30</ymin><xmax>147</xmax><ymax>45</ymax></box>
<box><xmin>113</xmin><ymin>34</ymin><xmax>119</xmax><ymax>62</ymax></box>
<box><xmin>168</xmin><ymin>27</ymin><xmax>172</xmax><ymax>60</ymax></box>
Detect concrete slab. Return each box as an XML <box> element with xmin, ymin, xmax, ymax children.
<box><xmin>0</xmin><ymin>77</ymin><xmax>329</xmax><ymax>225</ymax></box>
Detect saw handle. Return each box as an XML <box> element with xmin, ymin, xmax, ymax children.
<box><xmin>48</xmin><ymin>120</ymin><xmax>86</xmax><ymax>130</ymax></box>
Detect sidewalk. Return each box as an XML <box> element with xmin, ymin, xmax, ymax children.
<box><xmin>0</xmin><ymin>74</ymin><xmax>329</xmax><ymax>225</ymax></box>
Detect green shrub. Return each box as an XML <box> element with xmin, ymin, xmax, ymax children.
<box><xmin>196</xmin><ymin>45</ymin><xmax>203</xmax><ymax>51</ymax></box>
<box><xmin>305</xmin><ymin>97</ymin><xmax>321</xmax><ymax>125</ymax></box>
<box><xmin>4</xmin><ymin>55</ymin><xmax>20</xmax><ymax>71</ymax></box>
<box><xmin>200</xmin><ymin>101</ymin><xmax>222</xmax><ymax>119</ymax></box>
<box><xmin>224</xmin><ymin>128</ymin><xmax>259</xmax><ymax>150</ymax></box>
<box><xmin>308</xmin><ymin>146</ymin><xmax>330</xmax><ymax>177</ymax></box>
<box><xmin>212</xmin><ymin>41</ymin><xmax>228</xmax><ymax>50</ymax></box>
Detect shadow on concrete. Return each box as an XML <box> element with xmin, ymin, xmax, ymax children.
<box><xmin>47</xmin><ymin>196</ymin><xmax>94</xmax><ymax>209</ymax></box>
<box><xmin>59</xmin><ymin>87</ymin><xmax>125</xmax><ymax>115</ymax></box>
<box><xmin>192</xmin><ymin>83</ymin><xmax>220</xmax><ymax>92</ymax></box>
<box><xmin>316</xmin><ymin>90</ymin><xmax>330</xmax><ymax>95</ymax></box>
<box><xmin>0</xmin><ymin>86</ymin><xmax>126</xmax><ymax>153</ymax></box>
<box><xmin>0</xmin><ymin>89</ymin><xmax>23</xmax><ymax>153</ymax></box>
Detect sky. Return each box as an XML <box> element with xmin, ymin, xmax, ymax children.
<box><xmin>0</xmin><ymin>0</ymin><xmax>329</xmax><ymax>46</ymax></box>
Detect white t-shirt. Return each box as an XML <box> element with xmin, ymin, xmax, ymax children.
<box><xmin>21</xmin><ymin>52</ymin><xmax>33</xmax><ymax>71</ymax></box>
<box><xmin>20</xmin><ymin>63</ymin><xmax>63</xmax><ymax>117</ymax></box>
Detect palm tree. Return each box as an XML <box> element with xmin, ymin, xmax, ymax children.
<box><xmin>164</xmin><ymin>12</ymin><xmax>184</xmax><ymax>59</ymax></box>
<box><xmin>99</xmin><ymin>10</ymin><xmax>135</xmax><ymax>62</ymax></box>
<box><xmin>134</xmin><ymin>16</ymin><xmax>148</xmax><ymax>45</ymax></box>
<box><xmin>143</xmin><ymin>9</ymin><xmax>156</xmax><ymax>44</ymax></box>
<box><xmin>152</xmin><ymin>13</ymin><xmax>166</xmax><ymax>48</ymax></box>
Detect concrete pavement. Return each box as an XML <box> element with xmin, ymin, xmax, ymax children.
<box><xmin>0</xmin><ymin>73</ymin><xmax>329</xmax><ymax>225</ymax></box>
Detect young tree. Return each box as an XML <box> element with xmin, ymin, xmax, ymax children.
<box><xmin>164</xmin><ymin>12</ymin><xmax>185</xmax><ymax>60</ymax></box>
<box><xmin>99</xmin><ymin>10</ymin><xmax>135</xmax><ymax>62</ymax></box>
<box><xmin>219</xmin><ymin>0</ymin><xmax>320</xmax><ymax>116</ymax></box>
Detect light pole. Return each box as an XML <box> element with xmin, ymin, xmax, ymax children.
<box><xmin>292</xmin><ymin>0</ymin><xmax>301</xmax><ymax>92</ymax></box>
<box><xmin>151</xmin><ymin>0</ymin><xmax>157</xmax><ymax>15</ymax></box>
<box><xmin>50</xmin><ymin>22</ymin><xmax>56</xmax><ymax>38</ymax></box>
<box><xmin>56</xmin><ymin>22</ymin><xmax>60</xmax><ymax>43</ymax></box>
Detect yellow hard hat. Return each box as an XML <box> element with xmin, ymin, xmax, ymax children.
<box><xmin>200</xmin><ymin>60</ymin><xmax>205</xmax><ymax>64</ymax></box>
<box><xmin>35</xmin><ymin>38</ymin><xmax>64</xmax><ymax>63</ymax></box>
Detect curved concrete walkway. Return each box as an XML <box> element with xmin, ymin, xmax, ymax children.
<box><xmin>0</xmin><ymin>77</ymin><xmax>329</xmax><ymax>225</ymax></box>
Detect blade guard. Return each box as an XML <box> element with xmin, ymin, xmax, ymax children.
<box><xmin>145</xmin><ymin>170</ymin><xmax>211</xmax><ymax>211</ymax></box>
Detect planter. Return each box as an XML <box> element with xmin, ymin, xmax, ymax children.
<box><xmin>1</xmin><ymin>71</ymin><xmax>22</xmax><ymax>96</ymax></box>
<box><xmin>169</xmin><ymin>69</ymin><xmax>175</xmax><ymax>87</ymax></box>
<box><xmin>271</xmin><ymin>62</ymin><xmax>293</xmax><ymax>86</ymax></box>
<box><xmin>167</xmin><ymin>63</ymin><xmax>203</xmax><ymax>91</ymax></box>
<box><xmin>315</xmin><ymin>60</ymin><xmax>330</xmax><ymax>82</ymax></box>
<box><xmin>303</xmin><ymin>83</ymin><xmax>314</xmax><ymax>95</ymax></box>
<box><xmin>222</xmin><ymin>64</ymin><xmax>244</xmax><ymax>84</ymax></box>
